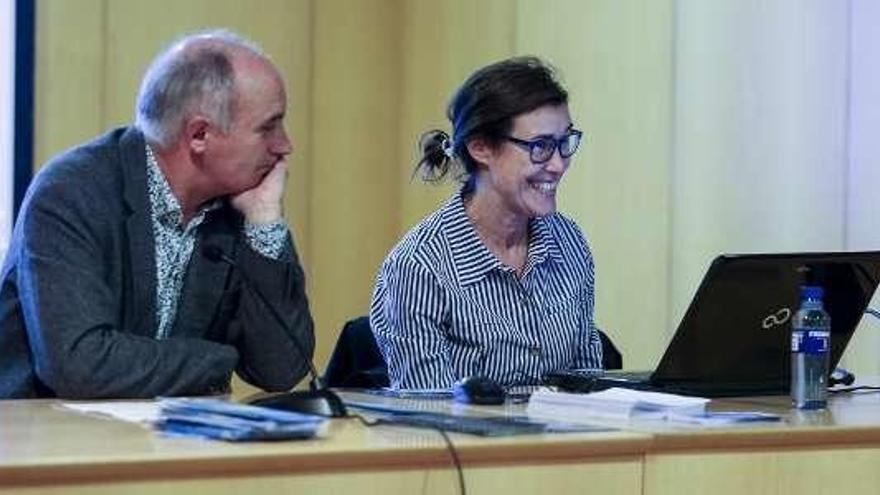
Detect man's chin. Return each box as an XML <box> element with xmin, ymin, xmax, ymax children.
<box><xmin>227</xmin><ymin>177</ymin><xmax>263</xmax><ymax>196</ymax></box>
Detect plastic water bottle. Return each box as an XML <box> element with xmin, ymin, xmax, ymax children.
<box><xmin>790</xmin><ymin>285</ymin><xmax>831</xmax><ymax>410</ymax></box>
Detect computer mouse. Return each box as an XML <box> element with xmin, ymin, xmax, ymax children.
<box><xmin>829</xmin><ymin>367</ymin><xmax>855</xmax><ymax>387</ymax></box>
<box><xmin>452</xmin><ymin>376</ymin><xmax>506</xmax><ymax>405</ymax></box>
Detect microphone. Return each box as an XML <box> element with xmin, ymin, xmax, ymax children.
<box><xmin>202</xmin><ymin>245</ymin><xmax>347</xmax><ymax>417</ymax></box>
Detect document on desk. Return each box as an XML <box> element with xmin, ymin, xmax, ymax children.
<box><xmin>58</xmin><ymin>400</ymin><xmax>161</xmax><ymax>424</ymax></box>
<box><xmin>60</xmin><ymin>398</ymin><xmax>328</xmax><ymax>441</ymax></box>
<box><xmin>528</xmin><ymin>388</ymin><xmax>780</xmax><ymax>427</ymax></box>
<box><xmin>527</xmin><ymin>387</ymin><xmax>710</xmax><ymax>423</ymax></box>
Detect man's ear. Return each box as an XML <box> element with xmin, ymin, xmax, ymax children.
<box><xmin>466</xmin><ymin>137</ymin><xmax>495</xmax><ymax>168</ymax></box>
<box><xmin>185</xmin><ymin>117</ymin><xmax>211</xmax><ymax>155</ymax></box>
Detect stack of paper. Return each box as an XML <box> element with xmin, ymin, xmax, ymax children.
<box><xmin>59</xmin><ymin>400</ymin><xmax>162</xmax><ymax>424</ymax></box>
<box><xmin>527</xmin><ymin>387</ymin><xmax>710</xmax><ymax>424</ymax></box>
<box><xmin>155</xmin><ymin>398</ymin><xmax>328</xmax><ymax>441</ymax></box>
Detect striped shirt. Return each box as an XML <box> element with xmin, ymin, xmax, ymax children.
<box><xmin>369</xmin><ymin>190</ymin><xmax>603</xmax><ymax>389</ymax></box>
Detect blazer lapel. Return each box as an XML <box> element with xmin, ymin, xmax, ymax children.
<box><xmin>119</xmin><ymin>128</ymin><xmax>157</xmax><ymax>337</ymax></box>
<box><xmin>173</xmin><ymin>210</ymin><xmax>236</xmax><ymax>339</ymax></box>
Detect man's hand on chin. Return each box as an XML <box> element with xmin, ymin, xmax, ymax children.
<box><xmin>230</xmin><ymin>161</ymin><xmax>287</xmax><ymax>224</ymax></box>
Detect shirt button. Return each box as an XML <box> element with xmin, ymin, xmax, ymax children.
<box><xmin>530</xmin><ymin>346</ymin><xmax>541</xmax><ymax>357</ymax></box>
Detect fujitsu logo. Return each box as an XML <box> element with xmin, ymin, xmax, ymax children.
<box><xmin>762</xmin><ymin>308</ymin><xmax>792</xmax><ymax>329</ymax></box>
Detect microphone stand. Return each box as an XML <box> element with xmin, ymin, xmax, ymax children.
<box><xmin>204</xmin><ymin>246</ymin><xmax>347</xmax><ymax>417</ymax></box>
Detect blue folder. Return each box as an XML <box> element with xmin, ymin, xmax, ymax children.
<box><xmin>155</xmin><ymin>398</ymin><xmax>326</xmax><ymax>442</ymax></box>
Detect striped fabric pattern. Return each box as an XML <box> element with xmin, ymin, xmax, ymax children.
<box><xmin>369</xmin><ymin>190</ymin><xmax>603</xmax><ymax>389</ymax></box>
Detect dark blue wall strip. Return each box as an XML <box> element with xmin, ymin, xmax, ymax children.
<box><xmin>13</xmin><ymin>0</ymin><xmax>34</xmax><ymax>221</ymax></box>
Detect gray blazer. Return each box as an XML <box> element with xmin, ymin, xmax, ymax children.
<box><xmin>0</xmin><ymin>127</ymin><xmax>315</xmax><ymax>398</ymax></box>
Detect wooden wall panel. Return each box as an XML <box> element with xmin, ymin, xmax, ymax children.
<box><xmin>34</xmin><ymin>0</ymin><xmax>105</xmax><ymax>168</ymax></box>
<box><xmin>396</xmin><ymin>0</ymin><xmax>516</xmax><ymax>234</ymax></box>
<box><xmin>516</xmin><ymin>0</ymin><xmax>675</xmax><ymax>368</ymax></box>
<box><xmin>308</xmin><ymin>0</ymin><xmax>402</xmax><ymax>365</ymax></box>
<box><xmin>101</xmin><ymin>0</ymin><xmax>313</xmax><ymax>261</ymax></box>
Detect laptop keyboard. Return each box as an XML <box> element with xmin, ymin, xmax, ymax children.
<box><xmin>375</xmin><ymin>412</ymin><xmax>550</xmax><ymax>436</ymax></box>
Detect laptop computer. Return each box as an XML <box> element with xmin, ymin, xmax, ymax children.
<box><xmin>546</xmin><ymin>251</ymin><xmax>880</xmax><ymax>397</ymax></box>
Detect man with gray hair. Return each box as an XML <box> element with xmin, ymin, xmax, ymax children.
<box><xmin>0</xmin><ymin>30</ymin><xmax>314</xmax><ymax>399</ymax></box>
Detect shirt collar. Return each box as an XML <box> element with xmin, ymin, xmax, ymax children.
<box><xmin>145</xmin><ymin>144</ymin><xmax>221</xmax><ymax>228</ymax></box>
<box><xmin>443</xmin><ymin>189</ymin><xmax>565</xmax><ymax>288</ymax></box>
<box><xmin>526</xmin><ymin>213</ymin><xmax>565</xmax><ymax>269</ymax></box>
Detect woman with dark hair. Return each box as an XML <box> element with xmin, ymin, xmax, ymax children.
<box><xmin>369</xmin><ymin>57</ymin><xmax>603</xmax><ymax>389</ymax></box>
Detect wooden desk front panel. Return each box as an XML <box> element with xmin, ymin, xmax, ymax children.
<box><xmin>644</xmin><ymin>447</ymin><xmax>880</xmax><ymax>495</ymax></box>
<box><xmin>7</xmin><ymin>388</ymin><xmax>880</xmax><ymax>494</ymax></box>
<box><xmin>643</xmin><ymin>390</ymin><xmax>880</xmax><ymax>495</ymax></box>
<box><xmin>0</xmin><ymin>399</ymin><xmax>647</xmax><ymax>495</ymax></box>
<box><xmin>1</xmin><ymin>457</ymin><xmax>643</xmax><ymax>495</ymax></box>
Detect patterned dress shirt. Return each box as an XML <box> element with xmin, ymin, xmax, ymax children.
<box><xmin>145</xmin><ymin>145</ymin><xmax>288</xmax><ymax>339</ymax></box>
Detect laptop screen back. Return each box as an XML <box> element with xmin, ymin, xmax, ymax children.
<box><xmin>652</xmin><ymin>251</ymin><xmax>880</xmax><ymax>388</ymax></box>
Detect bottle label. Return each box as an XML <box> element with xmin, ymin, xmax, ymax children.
<box><xmin>791</xmin><ymin>329</ymin><xmax>830</xmax><ymax>355</ymax></box>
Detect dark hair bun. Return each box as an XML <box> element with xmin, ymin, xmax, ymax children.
<box><xmin>416</xmin><ymin>129</ymin><xmax>453</xmax><ymax>182</ymax></box>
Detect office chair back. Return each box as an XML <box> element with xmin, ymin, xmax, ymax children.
<box><xmin>324</xmin><ymin>317</ymin><xmax>389</xmax><ymax>388</ymax></box>
<box><xmin>600</xmin><ymin>330</ymin><xmax>622</xmax><ymax>370</ymax></box>
<box><xmin>323</xmin><ymin>316</ymin><xmax>622</xmax><ymax>388</ymax></box>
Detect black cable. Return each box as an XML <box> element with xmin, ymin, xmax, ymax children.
<box><xmin>829</xmin><ymin>385</ymin><xmax>880</xmax><ymax>394</ymax></box>
<box><xmin>348</xmin><ymin>413</ymin><xmax>381</xmax><ymax>427</ymax></box>
<box><xmin>435</xmin><ymin>427</ymin><xmax>466</xmax><ymax>495</ymax></box>
<box><xmin>366</xmin><ymin>418</ymin><xmax>466</xmax><ymax>495</ymax></box>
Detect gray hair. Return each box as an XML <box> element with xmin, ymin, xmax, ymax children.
<box><xmin>135</xmin><ymin>29</ymin><xmax>265</xmax><ymax>148</ymax></box>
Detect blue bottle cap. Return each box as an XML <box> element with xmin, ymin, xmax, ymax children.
<box><xmin>800</xmin><ymin>285</ymin><xmax>824</xmax><ymax>300</ymax></box>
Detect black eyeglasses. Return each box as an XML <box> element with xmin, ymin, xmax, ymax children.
<box><xmin>505</xmin><ymin>130</ymin><xmax>583</xmax><ymax>164</ymax></box>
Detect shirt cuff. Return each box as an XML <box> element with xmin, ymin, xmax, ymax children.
<box><xmin>243</xmin><ymin>219</ymin><xmax>289</xmax><ymax>260</ymax></box>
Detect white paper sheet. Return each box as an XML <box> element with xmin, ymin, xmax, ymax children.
<box><xmin>58</xmin><ymin>400</ymin><xmax>161</xmax><ymax>424</ymax></box>
<box><xmin>527</xmin><ymin>387</ymin><xmax>710</xmax><ymax>424</ymax></box>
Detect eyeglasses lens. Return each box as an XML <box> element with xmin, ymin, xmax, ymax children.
<box><xmin>559</xmin><ymin>133</ymin><xmax>580</xmax><ymax>158</ymax></box>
